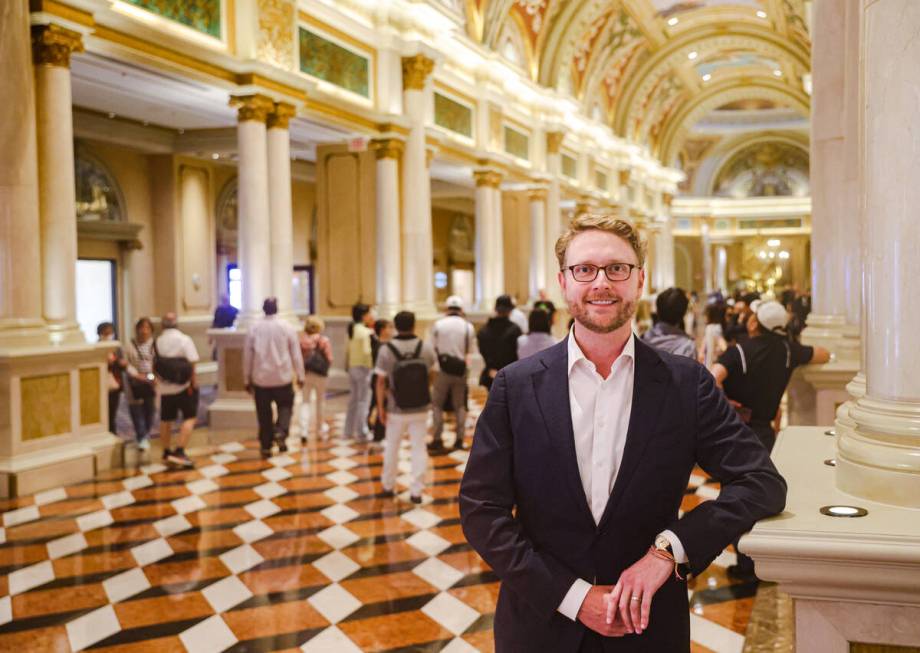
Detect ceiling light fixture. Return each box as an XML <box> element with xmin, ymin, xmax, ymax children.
<box><xmin>767</xmin><ymin>238</ymin><xmax>780</xmax><ymax>247</ymax></box>
<box><xmin>668</xmin><ymin>17</ymin><xmax>679</xmax><ymax>26</ymax></box>
<box><xmin>756</xmin><ymin>10</ymin><xmax>768</xmax><ymax>18</ymax></box>
<box><xmin>773</xmin><ymin>69</ymin><xmax>783</xmax><ymax>76</ymax></box>
<box><xmin>779</xmin><ymin>251</ymin><xmax>790</xmax><ymax>259</ymax></box>
<box><xmin>687</xmin><ymin>51</ymin><xmax>698</xmax><ymax>60</ymax></box>
<box><xmin>211</xmin><ymin>153</ymin><xmax>220</xmax><ymax>160</ymax></box>
<box><xmin>702</xmin><ymin>73</ymin><xmax>711</xmax><ymax>82</ymax></box>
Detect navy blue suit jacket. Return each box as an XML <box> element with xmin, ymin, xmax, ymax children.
<box><xmin>459</xmin><ymin>337</ymin><xmax>786</xmax><ymax>652</ymax></box>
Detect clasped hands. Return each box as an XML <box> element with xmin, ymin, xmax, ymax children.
<box><xmin>576</xmin><ymin>548</ymin><xmax>674</xmax><ymax>637</ymax></box>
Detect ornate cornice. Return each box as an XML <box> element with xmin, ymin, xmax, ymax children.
<box><xmin>401</xmin><ymin>55</ymin><xmax>434</xmax><ymax>91</ymax></box>
<box><xmin>229</xmin><ymin>94</ymin><xmax>275</xmax><ymax>123</ymax></box>
<box><xmin>31</xmin><ymin>24</ymin><xmax>84</xmax><ymax>68</ymax></box>
<box><xmin>473</xmin><ymin>170</ymin><xmax>503</xmax><ymax>188</ymax></box>
<box><xmin>370</xmin><ymin>138</ymin><xmax>405</xmax><ymax>160</ymax></box>
<box><xmin>546</xmin><ymin>131</ymin><xmax>565</xmax><ymax>155</ymax></box>
<box><xmin>267</xmin><ymin>102</ymin><xmax>296</xmax><ymax>129</ymax></box>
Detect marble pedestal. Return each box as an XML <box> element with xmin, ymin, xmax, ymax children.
<box><xmin>788</xmin><ymin>360</ymin><xmax>860</xmax><ymax>426</ymax></box>
<box><xmin>0</xmin><ymin>342</ymin><xmax>124</xmax><ymax>498</ymax></box>
<box><xmin>741</xmin><ymin>427</ymin><xmax>920</xmax><ymax>651</ymax></box>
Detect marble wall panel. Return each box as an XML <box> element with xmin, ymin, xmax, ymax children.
<box><xmin>79</xmin><ymin>367</ymin><xmax>100</xmax><ymax>426</ymax></box>
<box><xmin>224</xmin><ymin>347</ymin><xmax>246</xmax><ymax>391</ymax></box>
<box><xmin>21</xmin><ymin>372</ymin><xmax>71</xmax><ymax>440</ymax></box>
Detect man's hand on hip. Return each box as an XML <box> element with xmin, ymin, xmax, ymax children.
<box><xmin>577</xmin><ymin>585</ymin><xmax>629</xmax><ymax>637</ymax></box>
<box><xmin>605</xmin><ymin>550</ymin><xmax>674</xmax><ymax>635</ymax></box>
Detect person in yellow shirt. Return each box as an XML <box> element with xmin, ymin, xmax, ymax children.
<box><xmin>344</xmin><ymin>303</ymin><xmax>375</xmax><ymax>441</ymax></box>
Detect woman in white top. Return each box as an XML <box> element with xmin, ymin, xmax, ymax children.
<box><xmin>517</xmin><ymin>308</ymin><xmax>556</xmax><ymax>359</ymax></box>
<box><xmin>700</xmin><ymin>303</ymin><xmax>728</xmax><ymax>369</ymax></box>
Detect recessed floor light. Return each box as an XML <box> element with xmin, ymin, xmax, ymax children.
<box><xmin>825</xmin><ymin>428</ymin><xmax>836</xmax><ymax>436</ymax></box>
<box><xmin>824</xmin><ymin>458</ymin><xmax>836</xmax><ymax>467</ymax></box>
<box><xmin>820</xmin><ymin>505</ymin><xmax>868</xmax><ymax>518</ymax></box>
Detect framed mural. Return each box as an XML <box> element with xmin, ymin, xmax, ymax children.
<box><xmin>122</xmin><ymin>0</ymin><xmax>222</xmax><ymax>39</ymax></box>
<box><xmin>298</xmin><ymin>27</ymin><xmax>371</xmax><ymax>98</ymax></box>
<box><xmin>434</xmin><ymin>92</ymin><xmax>474</xmax><ymax>139</ymax></box>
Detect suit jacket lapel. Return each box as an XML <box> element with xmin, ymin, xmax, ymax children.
<box><xmin>597</xmin><ymin>338</ymin><xmax>668</xmax><ymax>531</ymax></box>
<box><xmin>532</xmin><ymin>339</ymin><xmax>595</xmax><ymax>528</ymax></box>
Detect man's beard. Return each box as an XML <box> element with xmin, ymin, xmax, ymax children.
<box><xmin>568</xmin><ymin>294</ymin><xmax>638</xmax><ymax>334</ymax></box>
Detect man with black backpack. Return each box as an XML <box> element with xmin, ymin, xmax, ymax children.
<box><xmin>154</xmin><ymin>313</ymin><xmax>200</xmax><ymax>468</ymax></box>
<box><xmin>428</xmin><ymin>295</ymin><xmax>475</xmax><ymax>453</ymax></box>
<box><xmin>374</xmin><ymin>311</ymin><xmax>437</xmax><ymax>504</ymax></box>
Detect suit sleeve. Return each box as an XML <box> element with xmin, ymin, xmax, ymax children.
<box><xmin>667</xmin><ymin>365</ymin><xmax>787</xmax><ymax>575</ymax></box>
<box><xmin>459</xmin><ymin>369</ymin><xmax>579</xmax><ymax>616</ymax></box>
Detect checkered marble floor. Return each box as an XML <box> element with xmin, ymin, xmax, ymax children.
<box><xmin>0</xmin><ymin>390</ymin><xmax>764</xmax><ymax>653</ymax></box>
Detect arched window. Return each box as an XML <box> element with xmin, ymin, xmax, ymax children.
<box><xmin>74</xmin><ymin>145</ymin><xmax>124</xmax><ymax>222</ymax></box>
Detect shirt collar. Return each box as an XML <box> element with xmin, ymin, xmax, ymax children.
<box><xmin>567</xmin><ymin>325</ymin><xmax>636</xmax><ymax>377</ymax></box>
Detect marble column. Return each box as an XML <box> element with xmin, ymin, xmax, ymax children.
<box><xmin>802</xmin><ymin>0</ymin><xmax>861</xmax><ymax>362</ymax></box>
<box><xmin>474</xmin><ymin>170</ymin><xmax>504</xmax><ymax>311</ymax></box>
<box><xmin>400</xmin><ymin>55</ymin><xmax>435</xmax><ymax>315</ymax></box>
<box><xmin>528</xmin><ymin>187</ymin><xmax>547</xmax><ymax>302</ymax></box>
<box><xmin>714</xmin><ymin>244</ymin><xmax>728</xmax><ymax>294</ymax></box>
<box><xmin>371</xmin><ymin>138</ymin><xmax>404</xmax><ymax>317</ymax></box>
<box><xmin>267</xmin><ymin>102</ymin><xmax>296</xmax><ymax>317</ymax></box>
<box><xmin>32</xmin><ymin>24</ymin><xmax>84</xmax><ymax>343</ymax></box>
<box><xmin>657</xmin><ymin>194</ymin><xmax>676</xmax><ymax>290</ymax></box>
<box><xmin>545</xmin><ymin>132</ymin><xmax>564</xmax><ymax>303</ymax></box>
<box><xmin>700</xmin><ymin>222</ymin><xmax>713</xmax><ymax>295</ymax></box>
<box><xmin>229</xmin><ymin>94</ymin><xmax>274</xmax><ymax>323</ymax></box>
<box><xmin>837</xmin><ymin>0</ymin><xmax>920</xmax><ymax>508</ymax></box>
<box><xmin>0</xmin><ymin>3</ymin><xmax>45</xmax><ymax>345</ymax></box>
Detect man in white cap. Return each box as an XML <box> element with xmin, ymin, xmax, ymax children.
<box><xmin>710</xmin><ymin>299</ymin><xmax>829</xmax><ymax>579</ymax></box>
<box><xmin>428</xmin><ymin>295</ymin><xmax>476</xmax><ymax>452</ymax></box>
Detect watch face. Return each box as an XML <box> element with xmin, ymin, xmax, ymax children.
<box><xmin>655</xmin><ymin>535</ymin><xmax>670</xmax><ymax>550</ymax></box>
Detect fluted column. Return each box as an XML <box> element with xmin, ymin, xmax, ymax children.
<box><xmin>837</xmin><ymin>0</ymin><xmax>920</xmax><ymax>508</ymax></box>
<box><xmin>32</xmin><ymin>24</ymin><xmax>84</xmax><ymax>343</ymax></box>
<box><xmin>528</xmin><ymin>187</ymin><xmax>547</xmax><ymax>302</ymax></box>
<box><xmin>267</xmin><ymin>102</ymin><xmax>296</xmax><ymax>317</ymax></box>
<box><xmin>372</xmin><ymin>138</ymin><xmax>404</xmax><ymax>317</ymax></box>
<box><xmin>545</xmin><ymin>132</ymin><xmax>564</xmax><ymax>302</ymax></box>
<box><xmin>0</xmin><ymin>4</ymin><xmax>45</xmax><ymax>345</ymax></box>
<box><xmin>400</xmin><ymin>55</ymin><xmax>435</xmax><ymax>315</ymax></box>
<box><xmin>474</xmin><ymin>170</ymin><xmax>504</xmax><ymax>311</ymax></box>
<box><xmin>229</xmin><ymin>94</ymin><xmax>273</xmax><ymax>323</ymax></box>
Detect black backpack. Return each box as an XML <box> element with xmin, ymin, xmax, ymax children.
<box><xmin>386</xmin><ymin>340</ymin><xmax>431</xmax><ymax>410</ymax></box>
<box><xmin>304</xmin><ymin>345</ymin><xmax>330</xmax><ymax>377</ymax></box>
<box><xmin>152</xmin><ymin>338</ymin><xmax>193</xmax><ymax>385</ymax></box>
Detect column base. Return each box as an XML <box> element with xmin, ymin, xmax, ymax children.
<box><xmin>801</xmin><ymin>314</ymin><xmax>861</xmax><ymax>364</ymax></box>
<box><xmin>0</xmin><ymin>318</ymin><xmax>51</xmax><ymax>348</ymax></box>
<box><xmin>838</xmin><ymin>395</ymin><xmax>920</xmax><ymax>508</ymax></box>
<box><xmin>796</xmin><ymin>360</ymin><xmax>860</xmax><ymax>426</ymax></box>
<box><xmin>46</xmin><ymin>320</ymin><xmax>86</xmax><ymax>346</ymax></box>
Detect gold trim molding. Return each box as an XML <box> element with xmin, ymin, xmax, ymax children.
<box><xmin>402</xmin><ymin>55</ymin><xmax>434</xmax><ymax>91</ymax></box>
<box><xmin>546</xmin><ymin>131</ymin><xmax>564</xmax><ymax>155</ymax></box>
<box><xmin>370</xmin><ymin>138</ymin><xmax>404</xmax><ymax>160</ymax></box>
<box><xmin>31</xmin><ymin>24</ymin><xmax>84</xmax><ymax>68</ymax></box>
<box><xmin>662</xmin><ymin>192</ymin><xmax>674</xmax><ymax>207</ymax></box>
<box><xmin>619</xmin><ymin>169</ymin><xmax>632</xmax><ymax>186</ymax></box>
<box><xmin>528</xmin><ymin>187</ymin><xmax>548</xmax><ymax>202</ymax></box>
<box><xmin>267</xmin><ymin>101</ymin><xmax>297</xmax><ymax>129</ymax></box>
<box><xmin>230</xmin><ymin>93</ymin><xmax>275</xmax><ymax>123</ymax></box>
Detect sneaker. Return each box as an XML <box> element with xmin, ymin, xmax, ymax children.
<box><xmin>427</xmin><ymin>442</ymin><xmax>447</xmax><ymax>454</ymax></box>
<box><xmin>137</xmin><ymin>438</ymin><xmax>150</xmax><ymax>452</ymax></box>
<box><xmin>410</xmin><ymin>495</ymin><xmax>422</xmax><ymax>505</ymax></box>
<box><xmin>260</xmin><ymin>448</ymin><xmax>273</xmax><ymax>459</ymax></box>
<box><xmin>379</xmin><ymin>488</ymin><xmax>395</xmax><ymax>498</ymax></box>
<box><xmin>300</xmin><ymin>436</ymin><xmax>308</xmax><ymax>445</ymax></box>
<box><xmin>162</xmin><ymin>448</ymin><xmax>172</xmax><ymax>462</ymax></box>
<box><xmin>276</xmin><ymin>437</ymin><xmax>289</xmax><ymax>454</ymax></box>
<box><xmin>167</xmin><ymin>449</ymin><xmax>193</xmax><ymax>468</ymax></box>
<box><xmin>452</xmin><ymin>439</ymin><xmax>465</xmax><ymax>451</ymax></box>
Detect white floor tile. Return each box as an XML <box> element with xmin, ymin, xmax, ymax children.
<box><xmin>220</xmin><ymin>544</ymin><xmax>264</xmax><ymax>574</ymax></box>
<box><xmin>714</xmin><ymin>549</ymin><xmax>738</xmax><ymax>568</ymax></box>
<box><xmin>307</xmin><ymin>583</ymin><xmax>362</xmax><ymax>624</ymax></box>
<box><xmin>447</xmin><ymin>450</ymin><xmax>469</xmax><ymax>463</ymax></box>
<box><xmin>324</xmin><ymin>471</ymin><xmax>358</xmax><ymax>486</ymax></box>
<box><xmin>323</xmin><ymin>486</ymin><xmax>359</xmax><ymax>504</ymax></box>
<box><xmin>262</xmin><ymin>466</ymin><xmax>293</xmax><ymax>482</ymax></box>
<box><xmin>171</xmin><ymin>494</ymin><xmax>207</xmax><ymax>515</ymax></box>
<box><xmin>690</xmin><ymin>613</ymin><xmax>745</xmax><ymax>653</ymax></box>
<box><xmin>139</xmin><ymin>463</ymin><xmax>167</xmax><ymax>475</ymax></box>
<box><xmin>47</xmin><ymin>532</ymin><xmax>88</xmax><ymax>560</ymax></box>
<box><xmin>395</xmin><ymin>473</ymin><xmax>413</xmax><ymax>488</ymax></box>
<box><xmin>3</xmin><ymin>505</ymin><xmax>40</xmax><ymax>528</ymax></box>
<box><xmin>34</xmin><ymin>487</ymin><xmax>68</xmax><ymax>506</ymax></box>
<box><xmin>454</xmin><ymin>463</ymin><xmax>467</xmax><ymax>474</ymax></box>
<box><xmin>66</xmin><ymin>604</ymin><xmax>122</xmax><ymax>651</ymax></box>
<box><xmin>0</xmin><ymin>527</ymin><xmax>5</xmax><ymax>544</ymax></box>
<box><xmin>103</xmin><ymin>567</ymin><xmax>151</xmax><ymax>603</ymax></box>
<box><xmin>202</xmin><ymin>575</ymin><xmax>254</xmax><ymax>613</ymax></box>
<box><xmin>0</xmin><ymin>595</ymin><xmax>11</xmax><ymax>627</ymax></box>
<box><xmin>320</xmin><ymin>504</ymin><xmax>360</xmax><ymax>524</ymax></box>
<box><xmin>689</xmin><ymin>473</ymin><xmax>707</xmax><ymax>487</ymax></box>
<box><xmin>77</xmin><ymin>509</ymin><xmax>113</xmax><ymax>533</ymax></box>
<box><xmin>153</xmin><ymin>514</ymin><xmax>192</xmax><ymax>538</ymax></box>
<box><xmin>179</xmin><ymin>614</ymin><xmax>238</xmax><ymax>653</ymax></box>
<box><xmin>397</xmin><ymin>459</ymin><xmax>412</xmax><ymax>474</ymax></box>
<box><xmin>186</xmin><ymin>479</ymin><xmax>220</xmax><ymax>496</ymax></box>
<box><xmin>219</xmin><ymin>441</ymin><xmax>246</xmax><ymax>453</ymax></box>
<box><xmin>440</xmin><ymin>638</ymin><xmax>479</xmax><ymax>653</ymax></box>
<box><xmin>312</xmin><ymin>550</ymin><xmax>360</xmax><ymax>582</ymax></box>
<box><xmin>300</xmin><ymin>625</ymin><xmax>363</xmax><ymax>652</ymax></box>
<box><xmin>254</xmin><ymin>482</ymin><xmax>287</xmax><ymax>500</ymax></box>
<box><xmin>9</xmin><ymin>560</ymin><xmax>54</xmax><ymax>595</ymax></box>
<box><xmin>199</xmin><ymin>464</ymin><xmax>230</xmax><ymax>479</ymax></box>
<box><xmin>317</xmin><ymin>524</ymin><xmax>360</xmax><ymax>550</ymax></box>
<box><xmin>101</xmin><ymin>491</ymin><xmax>136</xmax><ymax>510</ymax></box>
<box><xmin>269</xmin><ymin>454</ymin><xmax>296</xmax><ymax>467</ymax></box>
<box><xmin>244</xmin><ymin>499</ymin><xmax>282</xmax><ymax>520</ymax></box>
<box><xmin>122</xmin><ymin>475</ymin><xmax>153</xmax><ymax>491</ymax></box>
<box><xmin>328</xmin><ymin>457</ymin><xmax>358</xmax><ymax>471</ymax></box>
<box><xmin>696</xmin><ymin>484</ymin><xmax>721</xmax><ymax>500</ymax></box>
<box><xmin>210</xmin><ymin>453</ymin><xmax>237</xmax><ymax>465</ymax></box>
<box><xmin>406</xmin><ymin>530</ymin><xmax>451</xmax><ymax>557</ymax></box>
<box><xmin>401</xmin><ymin>508</ymin><xmax>442</xmax><ymax>530</ymax></box>
<box><xmin>233</xmin><ymin>519</ymin><xmax>274</xmax><ymax>544</ymax></box>
<box><xmin>131</xmin><ymin>537</ymin><xmax>174</xmax><ymax>566</ymax></box>
<box><xmin>422</xmin><ymin>592</ymin><xmax>480</xmax><ymax>636</ymax></box>
<box><xmin>329</xmin><ymin>446</ymin><xmax>358</xmax><ymax>458</ymax></box>
<box><xmin>413</xmin><ymin>557</ymin><xmax>464</xmax><ymax>591</ymax></box>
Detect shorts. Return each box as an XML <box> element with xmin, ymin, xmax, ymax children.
<box><xmin>160</xmin><ymin>388</ymin><xmax>199</xmax><ymax>422</ymax></box>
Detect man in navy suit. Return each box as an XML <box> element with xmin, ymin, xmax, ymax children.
<box><xmin>459</xmin><ymin>214</ymin><xmax>786</xmax><ymax>652</ymax></box>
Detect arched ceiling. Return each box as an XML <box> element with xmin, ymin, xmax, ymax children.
<box><xmin>465</xmin><ymin>0</ymin><xmax>811</xmax><ymax>163</ymax></box>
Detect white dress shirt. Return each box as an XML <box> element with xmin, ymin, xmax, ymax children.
<box><xmin>557</xmin><ymin>329</ymin><xmax>688</xmax><ymax>621</ymax></box>
<box><xmin>244</xmin><ymin>316</ymin><xmax>304</xmax><ymax>388</ymax></box>
<box><xmin>154</xmin><ymin>328</ymin><xmax>200</xmax><ymax>395</ymax></box>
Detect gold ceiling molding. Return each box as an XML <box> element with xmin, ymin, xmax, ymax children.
<box><xmin>31</xmin><ymin>23</ymin><xmax>84</xmax><ymax>67</ymax></box>
<box><xmin>31</xmin><ymin>0</ymin><xmax>95</xmax><ymax>28</ymax></box>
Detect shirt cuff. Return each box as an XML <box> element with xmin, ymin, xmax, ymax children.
<box><xmin>659</xmin><ymin>529</ymin><xmax>689</xmax><ymax>564</ymax></box>
<box><xmin>557</xmin><ymin>578</ymin><xmax>592</xmax><ymax>622</ymax></box>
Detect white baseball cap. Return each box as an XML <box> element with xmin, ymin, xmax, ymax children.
<box><xmin>445</xmin><ymin>295</ymin><xmax>464</xmax><ymax>310</ymax></box>
<box><xmin>756</xmin><ymin>301</ymin><xmax>788</xmax><ymax>332</ymax></box>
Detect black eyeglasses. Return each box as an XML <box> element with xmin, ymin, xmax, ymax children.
<box><xmin>564</xmin><ymin>262</ymin><xmax>641</xmax><ymax>282</ymax></box>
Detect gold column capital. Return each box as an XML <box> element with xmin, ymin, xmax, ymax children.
<box><xmin>31</xmin><ymin>24</ymin><xmax>84</xmax><ymax>68</ymax></box>
<box><xmin>546</xmin><ymin>131</ymin><xmax>564</xmax><ymax>155</ymax></box>
<box><xmin>619</xmin><ymin>168</ymin><xmax>632</xmax><ymax>186</ymax></box>
<box><xmin>370</xmin><ymin>138</ymin><xmax>405</xmax><ymax>160</ymax></box>
<box><xmin>527</xmin><ymin>187</ymin><xmax>548</xmax><ymax>202</ymax></box>
<box><xmin>474</xmin><ymin>170</ymin><xmax>503</xmax><ymax>188</ymax></box>
<box><xmin>267</xmin><ymin>102</ymin><xmax>296</xmax><ymax>129</ymax></box>
<box><xmin>662</xmin><ymin>192</ymin><xmax>674</xmax><ymax>207</ymax></box>
<box><xmin>229</xmin><ymin>94</ymin><xmax>275</xmax><ymax>123</ymax></box>
<box><xmin>401</xmin><ymin>54</ymin><xmax>435</xmax><ymax>91</ymax></box>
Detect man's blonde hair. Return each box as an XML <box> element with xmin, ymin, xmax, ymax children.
<box><xmin>554</xmin><ymin>213</ymin><xmax>647</xmax><ymax>270</ymax></box>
